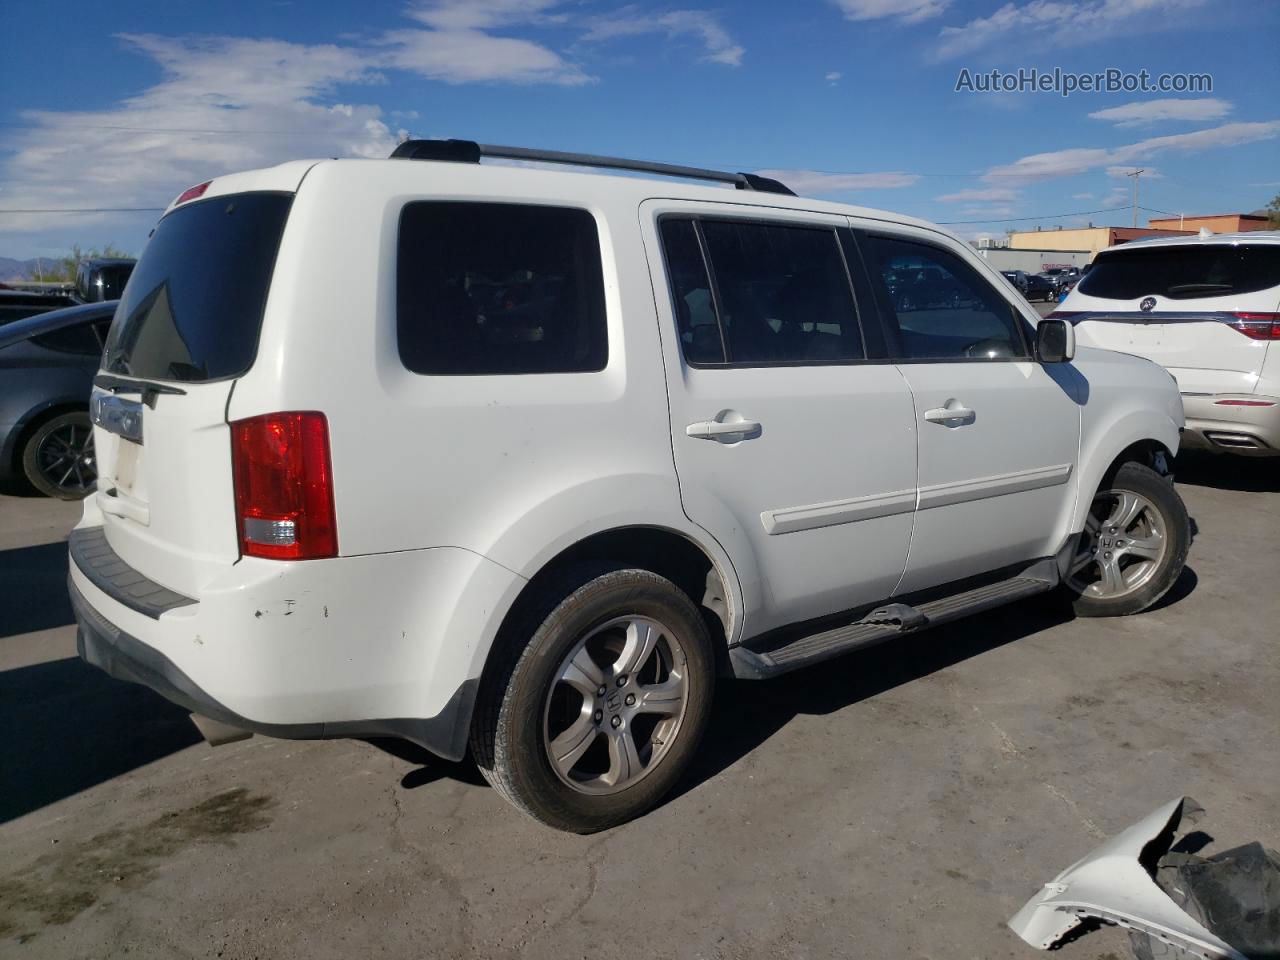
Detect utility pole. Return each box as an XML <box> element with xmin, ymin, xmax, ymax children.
<box><xmin>1126</xmin><ymin>168</ymin><xmax>1144</xmax><ymax>228</ymax></box>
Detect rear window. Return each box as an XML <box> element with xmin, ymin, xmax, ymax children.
<box><xmin>102</xmin><ymin>193</ymin><xmax>292</xmax><ymax>382</ymax></box>
<box><xmin>397</xmin><ymin>201</ymin><xmax>607</xmax><ymax>376</ymax></box>
<box><xmin>1080</xmin><ymin>244</ymin><xmax>1280</xmax><ymax>301</ymax></box>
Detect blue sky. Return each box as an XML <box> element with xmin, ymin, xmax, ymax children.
<box><xmin>1</xmin><ymin>0</ymin><xmax>1277</xmax><ymax>258</ymax></box>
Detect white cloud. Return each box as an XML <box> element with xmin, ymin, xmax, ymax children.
<box><xmin>983</xmin><ymin>120</ymin><xmax>1280</xmax><ymax>184</ymax></box>
<box><xmin>1</xmin><ymin>34</ymin><xmax>398</xmax><ymax>236</ymax></box>
<box><xmin>1089</xmin><ymin>98</ymin><xmax>1232</xmax><ymax>127</ymax></box>
<box><xmin>933</xmin><ymin>0</ymin><xmax>1207</xmax><ymax>60</ymax></box>
<box><xmin>384</xmin><ymin>0</ymin><xmax>591</xmax><ymax>84</ymax></box>
<box><xmin>756</xmin><ymin>169</ymin><xmax>921</xmax><ymax>194</ymax></box>
<box><xmin>958</xmin><ymin>204</ymin><xmax>1015</xmax><ymax>218</ymax></box>
<box><xmin>935</xmin><ymin>186</ymin><xmax>1018</xmax><ymax>202</ymax></box>
<box><xmin>1102</xmin><ymin>186</ymin><xmax>1131</xmax><ymax>206</ymax></box>
<box><xmin>831</xmin><ymin>0</ymin><xmax>951</xmax><ymax>24</ymax></box>
<box><xmin>581</xmin><ymin>9</ymin><xmax>744</xmax><ymax>66</ymax></box>
<box><xmin>826</xmin><ymin>71</ymin><xmax>843</xmax><ymax>84</ymax></box>
<box><xmin>1072</xmin><ymin>192</ymin><xmax>1095</xmax><ymax>200</ymax></box>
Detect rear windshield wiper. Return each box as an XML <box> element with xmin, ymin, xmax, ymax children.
<box><xmin>1166</xmin><ymin>282</ymin><xmax>1235</xmax><ymax>295</ymax></box>
<box><xmin>94</xmin><ymin>372</ymin><xmax>187</xmax><ymax>408</ymax></box>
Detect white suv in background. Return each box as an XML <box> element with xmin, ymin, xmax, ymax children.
<box><xmin>1056</xmin><ymin>231</ymin><xmax>1280</xmax><ymax>456</ymax></box>
<box><xmin>72</xmin><ymin>140</ymin><xmax>1189</xmax><ymax>832</ymax></box>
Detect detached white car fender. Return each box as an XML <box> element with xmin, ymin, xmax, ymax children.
<box><xmin>1009</xmin><ymin>796</ymin><xmax>1247</xmax><ymax>960</ymax></box>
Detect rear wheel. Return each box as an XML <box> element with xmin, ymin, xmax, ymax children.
<box><xmin>22</xmin><ymin>411</ymin><xmax>96</xmax><ymax>500</ymax></box>
<box><xmin>471</xmin><ymin>566</ymin><xmax>715</xmax><ymax>833</ymax></box>
<box><xmin>1064</xmin><ymin>461</ymin><xmax>1190</xmax><ymax>617</ymax></box>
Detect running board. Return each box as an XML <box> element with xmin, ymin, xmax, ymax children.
<box><xmin>729</xmin><ymin>561</ymin><xmax>1058</xmax><ymax>679</ymax></box>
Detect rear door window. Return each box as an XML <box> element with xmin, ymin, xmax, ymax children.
<box><xmin>1079</xmin><ymin>245</ymin><xmax>1280</xmax><ymax>300</ymax></box>
<box><xmin>397</xmin><ymin>202</ymin><xmax>607</xmax><ymax>375</ymax></box>
<box><xmin>101</xmin><ymin>193</ymin><xmax>292</xmax><ymax>382</ymax></box>
<box><xmin>862</xmin><ymin>234</ymin><xmax>1028</xmax><ymax>360</ymax></box>
<box><xmin>657</xmin><ymin>217</ymin><xmax>864</xmax><ymax>365</ymax></box>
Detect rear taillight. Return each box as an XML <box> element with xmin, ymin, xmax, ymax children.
<box><xmin>1225</xmin><ymin>313</ymin><xmax>1280</xmax><ymax>340</ymax></box>
<box><xmin>174</xmin><ymin>180</ymin><xmax>211</xmax><ymax>205</ymax></box>
<box><xmin>231</xmin><ymin>412</ymin><xmax>337</xmax><ymax>560</ymax></box>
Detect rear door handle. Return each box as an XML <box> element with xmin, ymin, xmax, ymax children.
<box><xmin>686</xmin><ymin>419</ymin><xmax>762</xmax><ymax>441</ymax></box>
<box><xmin>924</xmin><ymin>401</ymin><xmax>976</xmax><ymax>425</ymax></box>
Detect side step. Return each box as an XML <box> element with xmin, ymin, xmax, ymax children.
<box><xmin>729</xmin><ymin>562</ymin><xmax>1058</xmax><ymax>680</ymax></box>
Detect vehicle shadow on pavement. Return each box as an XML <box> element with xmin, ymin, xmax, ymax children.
<box><xmin>666</xmin><ymin>568</ymin><xmax>1196</xmax><ymax>809</ymax></box>
<box><xmin>1174</xmin><ymin>452</ymin><xmax>1279</xmax><ymax>493</ymax></box>
<box><xmin>0</xmin><ymin>657</ymin><xmax>202</xmax><ymax>823</ymax></box>
<box><xmin>0</xmin><ymin>541</ymin><xmax>76</xmax><ymax>639</ymax></box>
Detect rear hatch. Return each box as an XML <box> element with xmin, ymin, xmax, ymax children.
<box><xmin>1064</xmin><ymin>243</ymin><xmax>1280</xmax><ymax>395</ymax></box>
<box><xmin>90</xmin><ymin>188</ymin><xmax>294</xmax><ymax>597</ymax></box>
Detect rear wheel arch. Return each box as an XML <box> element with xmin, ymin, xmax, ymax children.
<box><xmin>491</xmin><ymin>526</ymin><xmax>732</xmax><ymax>658</ymax></box>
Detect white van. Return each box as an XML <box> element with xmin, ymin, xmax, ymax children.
<box><xmin>1056</xmin><ymin>231</ymin><xmax>1280</xmax><ymax>456</ymax></box>
<box><xmin>72</xmin><ymin>140</ymin><xmax>1189</xmax><ymax>832</ymax></box>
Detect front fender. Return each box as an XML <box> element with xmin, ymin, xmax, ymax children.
<box><xmin>1072</xmin><ymin>406</ymin><xmax>1181</xmax><ymax>532</ymax></box>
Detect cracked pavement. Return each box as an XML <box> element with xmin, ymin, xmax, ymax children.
<box><xmin>2</xmin><ymin>452</ymin><xmax>1277</xmax><ymax>959</ymax></box>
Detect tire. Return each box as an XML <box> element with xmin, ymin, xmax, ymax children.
<box><xmin>471</xmin><ymin>565</ymin><xmax>715</xmax><ymax>833</ymax></box>
<box><xmin>1063</xmin><ymin>461</ymin><xmax>1190</xmax><ymax>617</ymax></box>
<box><xmin>21</xmin><ymin>410</ymin><xmax>97</xmax><ymax>500</ymax></box>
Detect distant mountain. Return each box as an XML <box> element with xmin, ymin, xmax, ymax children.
<box><xmin>0</xmin><ymin>257</ymin><xmax>65</xmax><ymax>281</ymax></box>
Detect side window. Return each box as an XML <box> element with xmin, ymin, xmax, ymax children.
<box><xmin>659</xmin><ymin>219</ymin><xmax>724</xmax><ymax>364</ymax></box>
<box><xmin>657</xmin><ymin>217</ymin><xmax>864</xmax><ymax>366</ymax></box>
<box><xmin>32</xmin><ymin>321</ymin><xmax>103</xmax><ymax>356</ymax></box>
<box><xmin>698</xmin><ymin>220</ymin><xmax>864</xmax><ymax>364</ymax></box>
<box><xmin>862</xmin><ymin>235</ymin><xmax>1027</xmax><ymax>360</ymax></box>
<box><xmin>397</xmin><ymin>202</ymin><xmax>607</xmax><ymax>375</ymax></box>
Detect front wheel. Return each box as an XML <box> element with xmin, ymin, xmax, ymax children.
<box><xmin>1064</xmin><ymin>461</ymin><xmax>1190</xmax><ymax>617</ymax></box>
<box><xmin>471</xmin><ymin>566</ymin><xmax>715</xmax><ymax>833</ymax></box>
<box><xmin>22</xmin><ymin>411</ymin><xmax>97</xmax><ymax>500</ymax></box>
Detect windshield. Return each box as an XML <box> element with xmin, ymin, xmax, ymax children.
<box><xmin>102</xmin><ymin>192</ymin><xmax>292</xmax><ymax>382</ymax></box>
<box><xmin>1079</xmin><ymin>244</ymin><xmax>1280</xmax><ymax>301</ymax></box>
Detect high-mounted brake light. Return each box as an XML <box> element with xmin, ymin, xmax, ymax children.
<box><xmin>231</xmin><ymin>412</ymin><xmax>337</xmax><ymax>560</ymax></box>
<box><xmin>1224</xmin><ymin>312</ymin><xmax>1280</xmax><ymax>341</ymax></box>
<box><xmin>174</xmin><ymin>180</ymin><xmax>211</xmax><ymax>205</ymax></box>
<box><xmin>1046</xmin><ymin>311</ymin><xmax>1082</xmax><ymax>320</ymax></box>
<box><xmin>1214</xmin><ymin>399</ymin><xmax>1276</xmax><ymax>407</ymax></box>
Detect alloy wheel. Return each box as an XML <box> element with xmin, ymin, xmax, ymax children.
<box><xmin>542</xmin><ymin>616</ymin><xmax>689</xmax><ymax>796</ymax></box>
<box><xmin>1066</xmin><ymin>488</ymin><xmax>1168</xmax><ymax>600</ymax></box>
<box><xmin>37</xmin><ymin>422</ymin><xmax>96</xmax><ymax>496</ymax></box>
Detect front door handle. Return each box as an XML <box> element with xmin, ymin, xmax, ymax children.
<box><xmin>686</xmin><ymin>418</ymin><xmax>762</xmax><ymax>441</ymax></box>
<box><xmin>924</xmin><ymin>401</ymin><xmax>976</xmax><ymax>425</ymax></box>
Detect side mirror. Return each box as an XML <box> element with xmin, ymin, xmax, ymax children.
<box><xmin>1036</xmin><ymin>318</ymin><xmax>1075</xmax><ymax>363</ymax></box>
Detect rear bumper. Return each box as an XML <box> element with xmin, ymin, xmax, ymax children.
<box><xmin>69</xmin><ymin>524</ymin><xmax>525</xmax><ymax>760</ymax></box>
<box><xmin>1180</xmin><ymin>394</ymin><xmax>1280</xmax><ymax>456</ymax></box>
<box><xmin>71</xmin><ymin>577</ymin><xmax>475</xmax><ymax>756</ymax></box>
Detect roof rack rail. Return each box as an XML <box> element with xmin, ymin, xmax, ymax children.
<box><xmin>389</xmin><ymin>139</ymin><xmax>795</xmax><ymax>196</ymax></box>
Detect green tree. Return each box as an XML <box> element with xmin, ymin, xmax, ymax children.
<box><xmin>1268</xmin><ymin>193</ymin><xmax>1280</xmax><ymax>229</ymax></box>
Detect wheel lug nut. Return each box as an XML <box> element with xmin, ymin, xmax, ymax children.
<box><xmin>597</xmin><ymin>685</ymin><xmax>607</xmax><ymax>697</ymax></box>
<box><xmin>610</xmin><ymin>715</ymin><xmax>621</xmax><ymax>728</ymax></box>
<box><xmin>593</xmin><ymin>710</ymin><xmax>603</xmax><ymax>722</ymax></box>
<box><xmin>1104</xmin><ymin>552</ymin><xmax>1112</xmax><ymax>560</ymax></box>
<box><xmin>625</xmin><ymin>693</ymin><xmax>636</xmax><ymax>706</ymax></box>
<box><xmin>616</xmin><ymin>675</ymin><xmax>628</xmax><ymax>687</ymax></box>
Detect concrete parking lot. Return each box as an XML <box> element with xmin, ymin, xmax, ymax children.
<box><xmin>2</xmin><ymin>453</ymin><xmax>1277</xmax><ymax>960</ymax></box>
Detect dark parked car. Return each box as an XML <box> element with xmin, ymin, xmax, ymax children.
<box><xmin>0</xmin><ymin>300</ymin><xmax>116</xmax><ymax>498</ymax></box>
<box><xmin>1024</xmin><ymin>273</ymin><xmax>1057</xmax><ymax>301</ymax></box>
<box><xmin>73</xmin><ymin>258</ymin><xmax>135</xmax><ymax>303</ymax></box>
<box><xmin>1001</xmin><ymin>269</ymin><xmax>1029</xmax><ymax>294</ymax></box>
<box><xmin>0</xmin><ymin>289</ymin><xmax>74</xmax><ymax>326</ymax></box>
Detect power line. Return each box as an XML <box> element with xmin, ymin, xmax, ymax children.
<box><xmin>0</xmin><ymin>207</ymin><xmax>165</xmax><ymax>214</ymax></box>
<box><xmin>937</xmin><ymin>205</ymin><xmax>1131</xmax><ymax>225</ymax></box>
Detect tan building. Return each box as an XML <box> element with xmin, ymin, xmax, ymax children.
<box><xmin>1147</xmin><ymin>213</ymin><xmax>1271</xmax><ymax>233</ymax></box>
<box><xmin>1008</xmin><ymin>226</ymin><xmax>1193</xmax><ymax>258</ymax></box>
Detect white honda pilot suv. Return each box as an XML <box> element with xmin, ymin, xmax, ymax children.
<box><xmin>1055</xmin><ymin>230</ymin><xmax>1280</xmax><ymax>457</ymax></box>
<box><xmin>72</xmin><ymin>140</ymin><xmax>1190</xmax><ymax>832</ymax></box>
